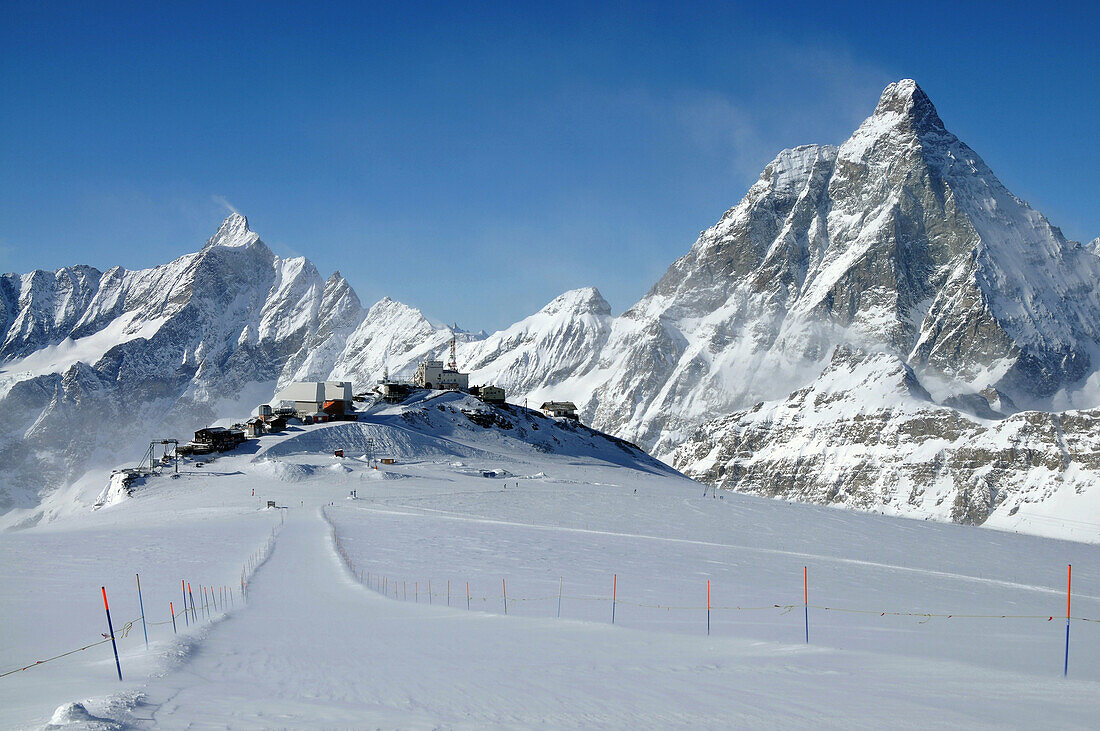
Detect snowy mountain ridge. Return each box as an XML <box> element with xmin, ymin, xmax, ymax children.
<box><xmin>3</xmin><ymin>80</ymin><xmax>1099</xmax><ymax>537</ymax></box>
<box><xmin>0</xmin><ymin>214</ymin><xmax>370</xmax><ymax>512</ymax></box>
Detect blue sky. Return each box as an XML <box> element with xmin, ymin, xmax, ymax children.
<box><xmin>2</xmin><ymin>1</ymin><xmax>1097</xmax><ymax>331</ymax></box>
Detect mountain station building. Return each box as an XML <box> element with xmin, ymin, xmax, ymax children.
<box><xmin>473</xmin><ymin>385</ymin><xmax>506</xmax><ymax>403</ymax></box>
<box><xmin>273</xmin><ymin>381</ymin><xmax>354</xmax><ymax>417</ymax></box>
<box><xmin>540</xmin><ymin>401</ymin><xmax>579</xmax><ymax>420</ymax></box>
<box><xmin>413</xmin><ymin>360</ymin><xmax>469</xmax><ymax>391</ymax></box>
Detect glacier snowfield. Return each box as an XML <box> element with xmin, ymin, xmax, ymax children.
<box><xmin>1</xmin><ymin>410</ymin><xmax>1098</xmax><ymax>728</ymax></box>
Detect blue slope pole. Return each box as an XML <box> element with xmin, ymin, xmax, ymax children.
<box><xmin>1064</xmin><ymin>564</ymin><xmax>1072</xmax><ymax>677</ymax></box>
<box><xmin>136</xmin><ymin>574</ymin><xmax>148</xmax><ymax>650</ymax></box>
<box><xmin>101</xmin><ymin>587</ymin><xmax>123</xmax><ymax>681</ymax></box>
<box><xmin>804</xmin><ymin>567</ymin><xmax>809</xmax><ymax>644</ymax></box>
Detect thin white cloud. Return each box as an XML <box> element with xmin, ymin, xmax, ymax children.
<box><xmin>660</xmin><ymin>42</ymin><xmax>893</xmax><ymax>182</ymax></box>
<box><xmin>212</xmin><ymin>195</ymin><xmax>241</xmax><ymax>215</ymax></box>
<box><xmin>673</xmin><ymin>91</ymin><xmax>766</xmax><ymax>180</ymax></box>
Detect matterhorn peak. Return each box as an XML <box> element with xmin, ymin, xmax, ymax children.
<box><xmin>837</xmin><ymin>79</ymin><xmax>951</xmax><ymax>164</ymax></box>
<box><xmin>204</xmin><ymin>212</ymin><xmax>260</xmax><ymax>250</ymax></box>
<box><xmin>869</xmin><ymin>78</ymin><xmax>946</xmax><ymax>135</ymax></box>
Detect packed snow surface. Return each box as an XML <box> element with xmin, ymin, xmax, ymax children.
<box><xmin>1</xmin><ymin>397</ymin><xmax>1098</xmax><ymax>727</ymax></box>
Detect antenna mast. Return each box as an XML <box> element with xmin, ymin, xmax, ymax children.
<box><xmin>448</xmin><ymin>332</ymin><xmax>457</xmax><ymax>371</ymax></box>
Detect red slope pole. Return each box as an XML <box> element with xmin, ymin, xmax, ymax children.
<box><xmin>612</xmin><ymin>574</ymin><xmax>617</xmax><ymax>625</ymax></box>
<box><xmin>707</xmin><ymin>580</ymin><xmax>711</xmax><ymax>636</ymax></box>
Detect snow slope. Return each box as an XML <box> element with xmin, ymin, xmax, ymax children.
<box><xmin>0</xmin><ymin>397</ymin><xmax>1098</xmax><ymax>727</ymax></box>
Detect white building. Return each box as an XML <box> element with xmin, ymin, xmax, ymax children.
<box><xmin>413</xmin><ymin>360</ymin><xmax>469</xmax><ymax>391</ymax></box>
<box><xmin>273</xmin><ymin>381</ymin><xmax>353</xmax><ymax>416</ymax></box>
<box><xmin>540</xmin><ymin>401</ymin><xmax>579</xmax><ymax>420</ymax></box>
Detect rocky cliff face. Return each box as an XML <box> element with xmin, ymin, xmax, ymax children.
<box><xmin>671</xmin><ymin>345</ymin><xmax>1100</xmax><ymax>541</ymax></box>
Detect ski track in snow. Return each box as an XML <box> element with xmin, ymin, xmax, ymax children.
<box><xmin>104</xmin><ymin>506</ymin><xmax>1098</xmax><ymax>728</ymax></box>
<box><xmin>348</xmin><ymin>502</ymin><xmax>1096</xmax><ymax>601</ymax></box>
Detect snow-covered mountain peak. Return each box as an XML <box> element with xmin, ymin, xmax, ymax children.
<box><xmin>321</xmin><ymin>271</ymin><xmax>358</xmax><ymax>304</ymax></box>
<box><xmin>454</xmin><ymin>287</ymin><xmax>614</xmax><ymax>404</ymax></box>
<box><xmin>205</xmin><ymin>212</ymin><xmax>259</xmax><ymax>250</ymax></box>
<box><xmin>838</xmin><ymin>79</ymin><xmax>952</xmax><ymax>165</ymax></box>
<box><xmin>869</xmin><ymin>79</ymin><xmax>945</xmax><ymax>133</ymax></box>
<box><xmin>541</xmin><ymin>287</ymin><xmax>612</xmax><ymax>317</ymax></box>
<box><xmin>322</xmin><ymin>295</ymin><xmax>451</xmax><ymax>388</ymax></box>
<box><xmin>365</xmin><ymin>296</ymin><xmax>428</xmax><ymax>321</ymax></box>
